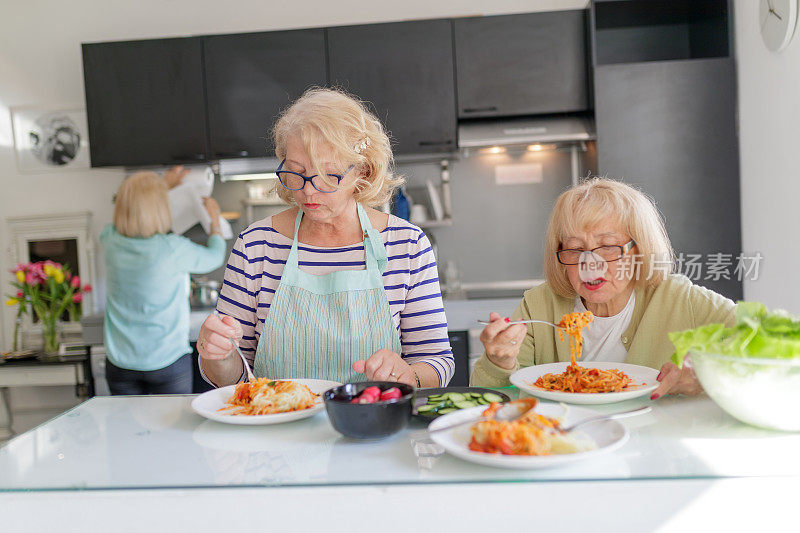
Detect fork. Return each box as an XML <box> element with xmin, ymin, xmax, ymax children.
<box><xmin>477</xmin><ymin>319</ymin><xmax>562</xmax><ymax>328</ymax></box>
<box><xmin>212</xmin><ymin>310</ymin><xmax>254</xmax><ymax>382</ymax></box>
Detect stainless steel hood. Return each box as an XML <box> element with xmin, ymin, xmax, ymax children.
<box><xmin>217</xmin><ymin>157</ymin><xmax>280</xmax><ymax>182</ymax></box>
<box><xmin>458</xmin><ymin>115</ymin><xmax>595</xmax><ymax>148</ymax></box>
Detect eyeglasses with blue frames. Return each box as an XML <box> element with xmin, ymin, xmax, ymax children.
<box><xmin>556</xmin><ymin>240</ymin><xmax>637</xmax><ymax>265</ymax></box>
<box><xmin>276</xmin><ymin>159</ymin><xmax>355</xmax><ymax>193</ymax></box>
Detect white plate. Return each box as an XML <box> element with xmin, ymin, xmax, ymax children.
<box><xmin>510</xmin><ymin>362</ymin><xmax>659</xmax><ymax>404</ymax></box>
<box><xmin>428</xmin><ymin>403</ymin><xmax>628</xmax><ymax>469</ymax></box>
<box><xmin>191</xmin><ymin>379</ymin><xmax>342</xmax><ymax>425</ymax></box>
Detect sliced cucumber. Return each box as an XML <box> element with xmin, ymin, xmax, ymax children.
<box><xmin>444</xmin><ymin>393</ymin><xmax>466</xmax><ymax>402</ymax></box>
<box><xmin>437</xmin><ymin>408</ymin><xmax>457</xmax><ymax>414</ymax></box>
<box><xmin>454</xmin><ymin>400</ymin><xmax>477</xmax><ymax>409</ymax></box>
<box><xmin>477</xmin><ymin>397</ymin><xmax>489</xmax><ymax>405</ymax></box>
<box><xmin>417</xmin><ymin>404</ymin><xmax>437</xmax><ymax>413</ymax></box>
<box><xmin>482</xmin><ymin>393</ymin><xmax>504</xmax><ymax>403</ymax></box>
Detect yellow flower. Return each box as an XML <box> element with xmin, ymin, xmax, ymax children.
<box><xmin>5</xmin><ymin>298</ymin><xmax>19</xmax><ymax>306</ymax></box>
<box><xmin>43</xmin><ymin>264</ymin><xmax>54</xmax><ymax>277</ymax></box>
<box><xmin>54</xmin><ymin>270</ymin><xmax>65</xmax><ymax>284</ymax></box>
<box><xmin>15</xmin><ymin>270</ymin><xmax>25</xmax><ymax>283</ymax></box>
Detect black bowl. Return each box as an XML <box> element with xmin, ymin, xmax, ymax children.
<box><xmin>323</xmin><ymin>381</ymin><xmax>415</xmax><ymax>440</ymax></box>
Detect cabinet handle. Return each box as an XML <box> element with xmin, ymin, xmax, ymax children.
<box><xmin>418</xmin><ymin>140</ymin><xmax>454</xmax><ymax>147</ymax></box>
<box><xmin>172</xmin><ymin>154</ymin><xmax>206</xmax><ymax>161</ymax></box>
<box><xmin>462</xmin><ymin>106</ymin><xmax>498</xmax><ymax>113</ymax></box>
<box><xmin>214</xmin><ymin>150</ymin><xmax>249</xmax><ymax>158</ymax></box>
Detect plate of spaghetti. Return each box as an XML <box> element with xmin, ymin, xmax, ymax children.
<box><xmin>428</xmin><ymin>398</ymin><xmax>628</xmax><ymax>469</ymax></box>
<box><xmin>191</xmin><ymin>378</ymin><xmax>342</xmax><ymax>425</ymax></box>
<box><xmin>509</xmin><ymin>311</ymin><xmax>659</xmax><ymax>404</ymax></box>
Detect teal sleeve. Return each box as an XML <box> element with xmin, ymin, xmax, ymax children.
<box><xmin>170</xmin><ymin>234</ymin><xmax>227</xmax><ymax>274</ymax></box>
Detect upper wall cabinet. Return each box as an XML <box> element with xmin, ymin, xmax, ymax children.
<box><xmin>592</xmin><ymin>0</ymin><xmax>729</xmax><ymax>65</ymax></box>
<box><xmin>327</xmin><ymin>19</ymin><xmax>457</xmax><ymax>155</ymax></box>
<box><xmin>454</xmin><ymin>10</ymin><xmax>589</xmax><ymax>119</ymax></box>
<box><xmin>204</xmin><ymin>29</ymin><xmax>327</xmax><ymax>159</ymax></box>
<box><xmin>82</xmin><ymin>37</ymin><xmax>208</xmax><ymax>167</ymax></box>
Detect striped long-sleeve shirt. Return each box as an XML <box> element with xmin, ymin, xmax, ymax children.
<box><xmin>214</xmin><ymin>214</ymin><xmax>454</xmax><ymax>385</ymax></box>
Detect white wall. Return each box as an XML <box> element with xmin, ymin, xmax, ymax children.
<box><xmin>734</xmin><ymin>0</ymin><xmax>800</xmax><ymax>312</ymax></box>
<box><xmin>0</xmin><ymin>0</ymin><xmax>588</xmax><ymax>351</ymax></box>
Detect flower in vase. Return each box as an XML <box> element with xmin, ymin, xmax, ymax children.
<box><xmin>5</xmin><ymin>298</ymin><xmax>18</xmax><ymax>306</ymax></box>
<box><xmin>73</xmin><ymin>293</ymin><xmax>83</xmax><ymax>304</ymax></box>
<box><xmin>70</xmin><ymin>275</ymin><xmax>81</xmax><ymax>289</ymax></box>
<box><xmin>15</xmin><ymin>270</ymin><xmax>25</xmax><ymax>283</ymax></box>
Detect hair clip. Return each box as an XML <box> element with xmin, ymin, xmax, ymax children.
<box><xmin>354</xmin><ymin>136</ymin><xmax>371</xmax><ymax>154</ymax></box>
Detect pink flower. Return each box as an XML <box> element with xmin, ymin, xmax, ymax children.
<box><xmin>70</xmin><ymin>276</ymin><xmax>81</xmax><ymax>289</ymax></box>
<box><xmin>72</xmin><ymin>294</ymin><xmax>83</xmax><ymax>303</ymax></box>
<box><xmin>82</xmin><ymin>284</ymin><xmax>92</xmax><ymax>293</ymax></box>
<box><xmin>16</xmin><ymin>291</ymin><xmax>23</xmax><ymax>299</ymax></box>
<box><xmin>25</xmin><ymin>272</ymin><xmax>39</xmax><ymax>285</ymax></box>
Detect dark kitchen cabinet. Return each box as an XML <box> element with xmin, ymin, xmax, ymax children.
<box><xmin>592</xmin><ymin>0</ymin><xmax>730</xmax><ymax>65</ymax></box>
<box><xmin>594</xmin><ymin>57</ymin><xmax>742</xmax><ymax>300</ymax></box>
<box><xmin>448</xmin><ymin>330</ymin><xmax>470</xmax><ymax>387</ymax></box>
<box><xmin>204</xmin><ymin>29</ymin><xmax>328</xmax><ymax>159</ymax></box>
<box><xmin>327</xmin><ymin>20</ymin><xmax>457</xmax><ymax>155</ymax></box>
<box><xmin>454</xmin><ymin>10</ymin><xmax>590</xmax><ymax>119</ymax></box>
<box><xmin>82</xmin><ymin>38</ymin><xmax>208</xmax><ymax>167</ymax></box>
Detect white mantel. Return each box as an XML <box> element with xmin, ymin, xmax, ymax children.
<box><xmin>6</xmin><ymin>211</ymin><xmax>96</xmax><ymax>345</ymax></box>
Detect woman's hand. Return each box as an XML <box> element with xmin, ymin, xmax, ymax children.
<box><xmin>164</xmin><ymin>165</ymin><xmax>190</xmax><ymax>189</ymax></box>
<box><xmin>353</xmin><ymin>349</ymin><xmax>415</xmax><ymax>386</ymax></box>
<box><xmin>203</xmin><ymin>197</ymin><xmax>221</xmax><ymax>222</ymax></box>
<box><xmin>651</xmin><ymin>361</ymin><xmax>704</xmax><ymax>399</ymax></box>
<box><xmin>198</xmin><ymin>313</ymin><xmax>242</xmax><ymax>361</ymax></box>
<box><xmin>480</xmin><ymin>312</ymin><xmax>527</xmax><ymax>370</ymax></box>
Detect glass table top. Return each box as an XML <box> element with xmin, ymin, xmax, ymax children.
<box><xmin>2</xmin><ymin>390</ymin><xmax>798</xmax><ymax>491</ymax></box>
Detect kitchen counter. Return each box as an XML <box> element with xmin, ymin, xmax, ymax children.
<box><xmin>87</xmin><ymin>297</ymin><xmax>522</xmax><ymax>346</ymax></box>
<box><xmin>442</xmin><ymin>297</ymin><xmax>522</xmax><ymax>331</ymax></box>
<box><xmin>2</xmin><ymin>392</ymin><xmax>799</xmax><ymax>530</ymax></box>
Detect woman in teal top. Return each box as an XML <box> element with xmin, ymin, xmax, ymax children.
<box><xmin>102</xmin><ymin>168</ymin><xmax>226</xmax><ymax>394</ymax></box>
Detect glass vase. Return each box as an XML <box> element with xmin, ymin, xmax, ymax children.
<box><xmin>41</xmin><ymin>314</ymin><xmax>60</xmax><ymax>355</ymax></box>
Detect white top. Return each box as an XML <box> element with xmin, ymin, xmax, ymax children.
<box><xmin>573</xmin><ymin>291</ymin><xmax>635</xmax><ymax>363</ymax></box>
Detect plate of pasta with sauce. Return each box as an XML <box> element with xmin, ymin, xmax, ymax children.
<box><xmin>191</xmin><ymin>378</ymin><xmax>342</xmax><ymax>425</ymax></box>
<box><xmin>509</xmin><ymin>311</ymin><xmax>659</xmax><ymax>404</ymax></box>
<box><xmin>428</xmin><ymin>399</ymin><xmax>629</xmax><ymax>469</ymax></box>
<box><xmin>510</xmin><ymin>362</ymin><xmax>659</xmax><ymax>404</ymax></box>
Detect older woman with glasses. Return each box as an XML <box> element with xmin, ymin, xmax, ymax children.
<box><xmin>471</xmin><ymin>178</ymin><xmax>736</xmax><ymax>399</ymax></box>
<box><xmin>196</xmin><ymin>88</ymin><xmax>453</xmax><ymax>388</ymax></box>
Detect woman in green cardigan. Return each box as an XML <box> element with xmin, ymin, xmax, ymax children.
<box><xmin>470</xmin><ymin>178</ymin><xmax>736</xmax><ymax>399</ymax></box>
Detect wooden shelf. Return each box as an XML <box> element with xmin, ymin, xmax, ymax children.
<box><xmin>417</xmin><ymin>218</ymin><xmax>453</xmax><ymax>229</ymax></box>
<box><xmin>242</xmin><ymin>197</ymin><xmax>283</xmax><ymax>206</ymax></box>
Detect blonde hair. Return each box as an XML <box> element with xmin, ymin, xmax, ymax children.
<box><xmin>272</xmin><ymin>87</ymin><xmax>404</xmax><ymax>206</ymax></box>
<box><xmin>544</xmin><ymin>177</ymin><xmax>675</xmax><ymax>297</ymax></box>
<box><xmin>113</xmin><ymin>171</ymin><xmax>172</xmax><ymax>238</ymax></box>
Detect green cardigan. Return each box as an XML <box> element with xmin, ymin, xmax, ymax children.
<box><xmin>470</xmin><ymin>274</ymin><xmax>736</xmax><ymax>388</ymax></box>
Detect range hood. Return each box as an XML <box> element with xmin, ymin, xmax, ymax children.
<box><xmin>458</xmin><ymin>115</ymin><xmax>595</xmax><ymax>148</ymax></box>
<box><xmin>217</xmin><ymin>157</ymin><xmax>280</xmax><ymax>182</ymax></box>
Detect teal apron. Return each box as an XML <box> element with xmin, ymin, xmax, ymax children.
<box><xmin>253</xmin><ymin>203</ymin><xmax>402</xmax><ymax>383</ymax></box>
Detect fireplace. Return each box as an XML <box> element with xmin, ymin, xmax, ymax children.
<box><xmin>6</xmin><ymin>212</ymin><xmax>96</xmax><ymax>348</ymax></box>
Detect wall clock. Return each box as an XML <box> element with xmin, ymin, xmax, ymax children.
<box><xmin>760</xmin><ymin>0</ymin><xmax>798</xmax><ymax>52</ymax></box>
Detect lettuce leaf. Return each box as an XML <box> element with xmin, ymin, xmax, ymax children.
<box><xmin>670</xmin><ymin>301</ymin><xmax>800</xmax><ymax>367</ymax></box>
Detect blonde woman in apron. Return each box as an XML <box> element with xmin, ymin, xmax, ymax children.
<box><xmin>197</xmin><ymin>88</ymin><xmax>454</xmax><ymax>389</ymax></box>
